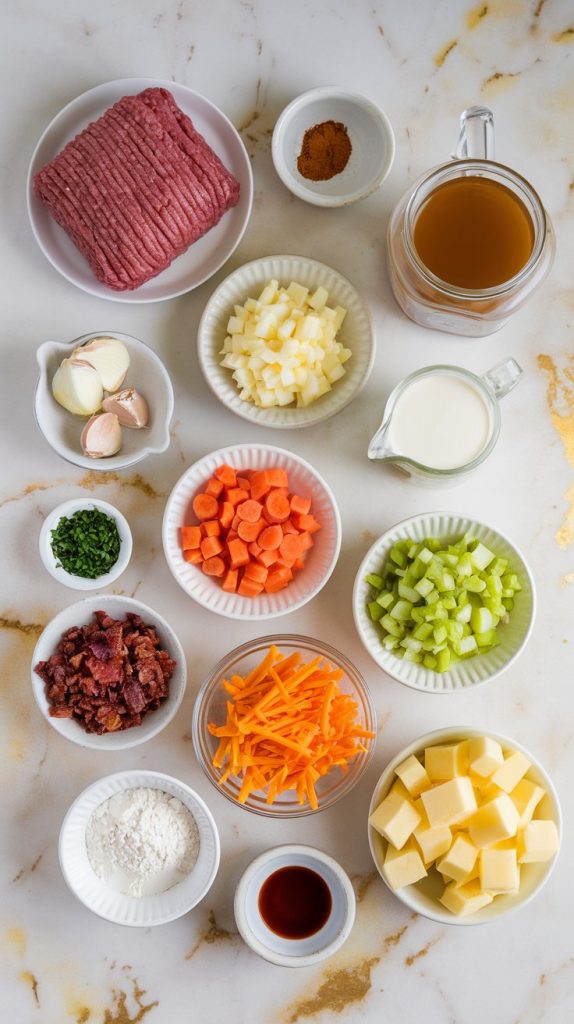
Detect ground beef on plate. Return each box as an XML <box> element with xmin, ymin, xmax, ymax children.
<box><xmin>33</xmin><ymin>87</ymin><xmax>241</xmax><ymax>291</ymax></box>
<box><xmin>34</xmin><ymin>610</ymin><xmax>177</xmax><ymax>734</ymax></box>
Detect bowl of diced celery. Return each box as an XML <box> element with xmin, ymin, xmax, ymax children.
<box><xmin>352</xmin><ymin>512</ymin><xmax>536</xmax><ymax>692</ymax></box>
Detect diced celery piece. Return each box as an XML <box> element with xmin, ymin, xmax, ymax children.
<box><xmin>365</xmin><ymin>573</ymin><xmax>384</xmax><ymax>589</ymax></box>
<box><xmin>466</xmin><ymin>575</ymin><xmax>486</xmax><ymax>593</ymax></box>
<box><xmin>446</xmin><ymin>620</ymin><xmax>464</xmax><ymax>641</ymax></box>
<box><xmin>422</xmin><ymin>638</ymin><xmax>436</xmax><ymax>652</ymax></box>
<box><xmin>390</xmin><ymin>543</ymin><xmax>408</xmax><ymax>568</ymax></box>
<box><xmin>490</xmin><ymin>557</ymin><xmax>508</xmax><ymax>577</ymax></box>
<box><xmin>470</xmin><ymin>606</ymin><xmax>494</xmax><ymax>633</ymax></box>
<box><xmin>457</xmin><ymin>552</ymin><xmax>473</xmax><ymax>577</ymax></box>
<box><xmin>394</xmin><ymin>568</ymin><xmax>407</xmax><ymax>578</ymax></box>
<box><xmin>417</xmin><ymin>546</ymin><xmax>433</xmax><ymax>564</ymax></box>
<box><xmin>453</xmin><ymin>635</ymin><xmax>478</xmax><ymax>656</ymax></box>
<box><xmin>503</xmin><ymin>598</ymin><xmax>514</xmax><ymax>612</ymax></box>
<box><xmin>401</xmin><ymin>636</ymin><xmax>423</xmax><ymax>654</ymax></box>
<box><xmin>425</xmin><ymin>589</ymin><xmax>439</xmax><ymax>605</ymax></box>
<box><xmin>403</xmin><ymin>650</ymin><xmax>422</xmax><ymax>664</ymax></box>
<box><xmin>382</xmin><ymin>635</ymin><xmax>400</xmax><ymax>651</ymax></box>
<box><xmin>423</xmin><ymin>654</ymin><xmax>437</xmax><ymax>669</ymax></box>
<box><xmin>407</xmin><ymin>543</ymin><xmax>419</xmax><ymax>559</ymax></box>
<box><xmin>457</xmin><ymin>590</ymin><xmax>469</xmax><ymax>607</ymax></box>
<box><xmin>502</xmin><ymin>573</ymin><xmax>522</xmax><ymax>592</ymax></box>
<box><xmin>433</xmin><ymin>625</ymin><xmax>447</xmax><ymax>644</ymax></box>
<box><xmin>471</xmin><ymin>542</ymin><xmax>495</xmax><ymax>571</ymax></box>
<box><xmin>443</xmin><ymin>552</ymin><xmax>459</xmax><ymax>568</ymax></box>
<box><xmin>437</xmin><ymin>571</ymin><xmax>455</xmax><ymax>592</ymax></box>
<box><xmin>413</xmin><ymin>622</ymin><xmax>433</xmax><ymax>641</ymax></box>
<box><xmin>442</xmin><ymin>596</ymin><xmax>456</xmax><ymax>610</ymax></box>
<box><xmin>398</xmin><ymin>580</ymin><xmax>421</xmax><ymax>603</ymax></box>
<box><xmin>409</xmin><ymin>558</ymin><xmax>427</xmax><ymax>580</ymax></box>
<box><xmin>486</xmin><ymin>575</ymin><xmax>503</xmax><ymax>596</ymax></box>
<box><xmin>390</xmin><ymin>600</ymin><xmax>413</xmax><ymax>622</ymax></box>
<box><xmin>411</xmin><ymin>607</ymin><xmax>425</xmax><ymax>624</ymax></box>
<box><xmin>433</xmin><ymin>603</ymin><xmax>448</xmax><ymax>622</ymax></box>
<box><xmin>368</xmin><ymin>601</ymin><xmax>384</xmax><ymax>622</ymax></box>
<box><xmin>414</xmin><ymin>576</ymin><xmax>434</xmax><ymax>598</ymax></box>
<box><xmin>475</xmin><ymin>629</ymin><xmax>498</xmax><ymax>648</ymax></box>
<box><xmin>376</xmin><ymin>591</ymin><xmax>394</xmax><ymax>610</ymax></box>
<box><xmin>381</xmin><ymin>614</ymin><xmax>404</xmax><ymax>638</ymax></box>
<box><xmin>454</xmin><ymin>603</ymin><xmax>472</xmax><ymax>623</ymax></box>
<box><xmin>437</xmin><ymin>648</ymin><xmax>451</xmax><ymax>672</ymax></box>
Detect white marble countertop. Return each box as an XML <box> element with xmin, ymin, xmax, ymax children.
<box><xmin>1</xmin><ymin>1</ymin><xmax>573</xmax><ymax>1021</ymax></box>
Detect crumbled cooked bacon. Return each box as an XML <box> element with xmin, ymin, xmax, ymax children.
<box><xmin>34</xmin><ymin>611</ymin><xmax>176</xmax><ymax>734</ymax></box>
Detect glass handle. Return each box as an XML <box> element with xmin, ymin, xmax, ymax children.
<box><xmin>454</xmin><ymin>106</ymin><xmax>495</xmax><ymax>160</ymax></box>
<box><xmin>483</xmin><ymin>358</ymin><xmax>522</xmax><ymax>399</ymax></box>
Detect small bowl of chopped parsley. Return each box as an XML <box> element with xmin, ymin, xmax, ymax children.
<box><xmin>39</xmin><ymin>498</ymin><xmax>132</xmax><ymax>590</ymax></box>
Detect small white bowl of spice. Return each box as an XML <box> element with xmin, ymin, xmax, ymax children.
<box><xmin>272</xmin><ymin>87</ymin><xmax>395</xmax><ymax>207</ymax></box>
<box><xmin>39</xmin><ymin>498</ymin><xmax>132</xmax><ymax>590</ymax></box>
<box><xmin>59</xmin><ymin>770</ymin><xmax>220</xmax><ymax>926</ymax></box>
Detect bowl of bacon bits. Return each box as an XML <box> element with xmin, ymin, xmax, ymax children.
<box><xmin>31</xmin><ymin>595</ymin><xmax>186</xmax><ymax>749</ymax></box>
<box><xmin>162</xmin><ymin>444</ymin><xmax>341</xmax><ymax>620</ymax></box>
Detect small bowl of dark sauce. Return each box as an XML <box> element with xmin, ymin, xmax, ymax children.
<box><xmin>234</xmin><ymin>844</ymin><xmax>356</xmax><ymax>966</ymax></box>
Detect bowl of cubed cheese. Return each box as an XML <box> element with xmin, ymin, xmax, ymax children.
<box><xmin>368</xmin><ymin>728</ymin><xmax>561</xmax><ymax>925</ymax></box>
<box><xmin>197</xmin><ymin>255</ymin><xmax>374</xmax><ymax>429</ymax></box>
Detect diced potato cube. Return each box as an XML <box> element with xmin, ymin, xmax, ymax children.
<box><xmin>277</xmin><ymin>318</ymin><xmax>296</xmax><ymax>341</ymax></box>
<box><xmin>308</xmin><ymin>285</ymin><xmax>329</xmax><ymax>311</ymax></box>
<box><xmin>479</xmin><ymin>849</ymin><xmax>520</xmax><ymax>892</ymax></box>
<box><xmin>286</xmin><ymin>281</ymin><xmax>309</xmax><ymax>305</ymax></box>
<box><xmin>227</xmin><ymin>316</ymin><xmax>244</xmax><ymax>334</ymax></box>
<box><xmin>333</xmin><ymin>305</ymin><xmax>347</xmax><ymax>330</ymax></box>
<box><xmin>244</xmin><ymin>297</ymin><xmax>261</xmax><ymax>313</ymax></box>
<box><xmin>382</xmin><ymin>838</ymin><xmax>427</xmax><ymax>889</ymax></box>
<box><xmin>258</xmin><ymin>279</ymin><xmax>278</xmax><ymax>304</ymax></box>
<box><xmin>517</xmin><ymin>820</ymin><xmax>559</xmax><ymax>863</ymax></box>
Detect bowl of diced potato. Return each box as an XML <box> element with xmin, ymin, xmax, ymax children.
<box><xmin>197</xmin><ymin>254</ymin><xmax>374</xmax><ymax>429</ymax></box>
<box><xmin>368</xmin><ymin>728</ymin><xmax>561</xmax><ymax>925</ymax></box>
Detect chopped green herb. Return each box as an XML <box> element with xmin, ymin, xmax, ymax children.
<box><xmin>50</xmin><ymin>507</ymin><xmax>121</xmax><ymax>579</ymax></box>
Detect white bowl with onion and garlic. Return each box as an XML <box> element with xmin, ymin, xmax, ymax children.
<box><xmin>35</xmin><ymin>330</ymin><xmax>174</xmax><ymax>470</ymax></box>
<box><xmin>368</xmin><ymin>728</ymin><xmax>561</xmax><ymax>926</ymax></box>
<box><xmin>198</xmin><ymin>255</ymin><xmax>374</xmax><ymax>429</ymax></box>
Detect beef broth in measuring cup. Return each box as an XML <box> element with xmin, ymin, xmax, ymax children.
<box><xmin>387</xmin><ymin>107</ymin><xmax>554</xmax><ymax>336</ymax></box>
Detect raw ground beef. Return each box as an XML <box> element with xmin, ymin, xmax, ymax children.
<box><xmin>34</xmin><ymin>610</ymin><xmax>177</xmax><ymax>734</ymax></box>
<box><xmin>33</xmin><ymin>87</ymin><xmax>241</xmax><ymax>291</ymax></box>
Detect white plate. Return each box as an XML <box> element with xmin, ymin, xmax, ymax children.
<box><xmin>35</xmin><ymin>330</ymin><xmax>174</xmax><ymax>471</ymax></box>
<box><xmin>59</xmin><ymin>770</ymin><xmax>220</xmax><ymax>926</ymax></box>
<box><xmin>162</xmin><ymin>443</ymin><xmax>341</xmax><ymax>620</ymax></box>
<box><xmin>353</xmin><ymin>512</ymin><xmax>536</xmax><ymax>692</ymax></box>
<box><xmin>31</xmin><ymin>595</ymin><xmax>187</xmax><ymax>749</ymax></box>
<box><xmin>27</xmin><ymin>78</ymin><xmax>253</xmax><ymax>302</ymax></box>
<box><xmin>368</xmin><ymin>728</ymin><xmax>561</xmax><ymax>926</ymax></box>
<box><xmin>198</xmin><ymin>255</ymin><xmax>375</xmax><ymax>429</ymax></box>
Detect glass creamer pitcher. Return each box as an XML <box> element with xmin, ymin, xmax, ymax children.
<box><xmin>387</xmin><ymin>107</ymin><xmax>554</xmax><ymax>337</ymax></box>
<box><xmin>368</xmin><ymin>357</ymin><xmax>522</xmax><ymax>485</ymax></box>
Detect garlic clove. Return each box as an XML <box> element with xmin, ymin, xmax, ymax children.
<box><xmin>81</xmin><ymin>413</ymin><xmax>122</xmax><ymax>458</ymax></box>
<box><xmin>102</xmin><ymin>387</ymin><xmax>149</xmax><ymax>428</ymax></box>
<box><xmin>52</xmin><ymin>358</ymin><xmax>104</xmax><ymax>415</ymax></box>
<box><xmin>74</xmin><ymin>336</ymin><xmax>130</xmax><ymax>392</ymax></box>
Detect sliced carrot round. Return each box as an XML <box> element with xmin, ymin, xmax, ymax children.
<box><xmin>237</xmin><ymin>499</ymin><xmax>263</xmax><ymax>523</ymax></box>
<box><xmin>202</xmin><ymin>556</ymin><xmax>226</xmax><ymax>577</ymax></box>
<box><xmin>279</xmin><ymin>534</ymin><xmax>303</xmax><ymax>562</ymax></box>
<box><xmin>259</xmin><ymin>524</ymin><xmax>283</xmax><ymax>551</ymax></box>
<box><xmin>265</xmin><ymin>490</ymin><xmax>291</xmax><ymax>523</ymax></box>
<box><xmin>192</xmin><ymin>492</ymin><xmax>219</xmax><ymax>521</ymax></box>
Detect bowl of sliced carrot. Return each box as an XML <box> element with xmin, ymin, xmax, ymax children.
<box><xmin>162</xmin><ymin>443</ymin><xmax>341</xmax><ymax>619</ymax></box>
<box><xmin>192</xmin><ymin>635</ymin><xmax>377</xmax><ymax>817</ymax></box>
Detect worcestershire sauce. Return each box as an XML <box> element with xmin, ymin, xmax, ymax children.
<box><xmin>258</xmin><ymin>865</ymin><xmax>332</xmax><ymax>939</ymax></box>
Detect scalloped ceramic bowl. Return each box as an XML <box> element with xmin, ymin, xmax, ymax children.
<box><xmin>59</xmin><ymin>770</ymin><xmax>220</xmax><ymax>925</ymax></box>
<box><xmin>31</xmin><ymin>595</ymin><xmax>186</xmax><ymax>750</ymax></box>
<box><xmin>162</xmin><ymin>444</ymin><xmax>341</xmax><ymax>620</ymax></box>
<box><xmin>198</xmin><ymin>255</ymin><xmax>374</xmax><ymax>429</ymax></box>
<box><xmin>39</xmin><ymin>498</ymin><xmax>132</xmax><ymax>591</ymax></box>
<box><xmin>353</xmin><ymin>512</ymin><xmax>535</xmax><ymax>692</ymax></box>
<box><xmin>192</xmin><ymin>634</ymin><xmax>376</xmax><ymax>817</ymax></box>
<box><xmin>35</xmin><ymin>330</ymin><xmax>174</xmax><ymax>470</ymax></box>
<box><xmin>368</xmin><ymin>728</ymin><xmax>562</xmax><ymax>926</ymax></box>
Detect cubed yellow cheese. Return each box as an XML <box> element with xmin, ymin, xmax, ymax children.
<box><xmin>480</xmin><ymin>849</ymin><xmax>520</xmax><ymax>893</ymax></box>
<box><xmin>468</xmin><ymin>736</ymin><xmax>504</xmax><ymax>778</ymax></box>
<box><xmin>369</xmin><ymin>788</ymin><xmax>422</xmax><ymax>850</ymax></box>
<box><xmin>454</xmin><ymin>862</ymin><xmax>481</xmax><ymax>888</ymax></box>
<box><xmin>425</xmin><ymin>742</ymin><xmax>469</xmax><ymax>781</ymax></box>
<box><xmin>468</xmin><ymin>794</ymin><xmax>519</xmax><ymax>848</ymax></box>
<box><xmin>517</xmin><ymin>820</ymin><xmax>559</xmax><ymax>863</ymax></box>
<box><xmin>510</xmin><ymin>779</ymin><xmax>545</xmax><ymax>828</ymax></box>
<box><xmin>395</xmin><ymin>754</ymin><xmax>431</xmax><ymax>797</ymax></box>
<box><xmin>420</xmin><ymin>776</ymin><xmax>477</xmax><ymax>828</ymax></box>
<box><xmin>382</xmin><ymin>838</ymin><xmax>427</xmax><ymax>890</ymax></box>
<box><xmin>491</xmin><ymin>751</ymin><xmax>531</xmax><ymax>793</ymax></box>
<box><xmin>440</xmin><ymin>879</ymin><xmax>493</xmax><ymax>917</ymax></box>
<box><xmin>413</xmin><ymin>822</ymin><xmax>452</xmax><ymax>864</ymax></box>
<box><xmin>437</xmin><ymin>834</ymin><xmax>478</xmax><ymax>882</ymax></box>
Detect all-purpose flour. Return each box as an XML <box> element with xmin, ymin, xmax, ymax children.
<box><xmin>86</xmin><ymin>787</ymin><xmax>200</xmax><ymax>897</ymax></box>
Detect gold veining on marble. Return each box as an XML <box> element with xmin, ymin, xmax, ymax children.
<box><xmin>482</xmin><ymin>71</ymin><xmax>519</xmax><ymax>97</ymax></box>
<box><xmin>466</xmin><ymin>4</ymin><xmax>488</xmax><ymax>30</ymax></box>
<box><xmin>435</xmin><ymin>39</ymin><xmax>458</xmax><ymax>67</ymax></box>
<box><xmin>102</xmin><ymin>980</ymin><xmax>158</xmax><ymax>1024</ymax></box>
<box><xmin>0</xmin><ymin>615</ymin><xmax>44</xmax><ymax>637</ymax></box>
<box><xmin>284</xmin><ymin>957</ymin><xmax>381</xmax><ymax>1022</ymax></box>
<box><xmin>20</xmin><ymin>970</ymin><xmax>40</xmax><ymax>1007</ymax></box>
<box><xmin>12</xmin><ymin>850</ymin><xmax>44</xmax><ymax>884</ymax></box>
<box><xmin>553</xmin><ymin>27</ymin><xmax>574</xmax><ymax>43</ymax></box>
<box><xmin>353</xmin><ymin>870</ymin><xmax>378</xmax><ymax>903</ymax></box>
<box><xmin>185</xmin><ymin>909</ymin><xmax>240</xmax><ymax>960</ymax></box>
<box><xmin>4</xmin><ymin>926</ymin><xmax>27</xmax><ymax>957</ymax></box>
<box><xmin>0</xmin><ymin>471</ymin><xmax>164</xmax><ymax>510</ymax></box>
<box><xmin>537</xmin><ymin>353</ymin><xmax>574</xmax><ymax>547</ymax></box>
<box><xmin>404</xmin><ymin>935</ymin><xmax>442</xmax><ymax>966</ymax></box>
<box><xmin>560</xmin><ymin>571</ymin><xmax>574</xmax><ymax>587</ymax></box>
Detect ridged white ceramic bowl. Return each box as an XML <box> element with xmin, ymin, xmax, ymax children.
<box><xmin>162</xmin><ymin>444</ymin><xmax>341</xmax><ymax>620</ymax></box>
<box><xmin>198</xmin><ymin>255</ymin><xmax>374</xmax><ymax>429</ymax></box>
<box><xmin>368</xmin><ymin>728</ymin><xmax>561</xmax><ymax>926</ymax></box>
<box><xmin>39</xmin><ymin>498</ymin><xmax>132</xmax><ymax>591</ymax></box>
<box><xmin>31</xmin><ymin>595</ymin><xmax>186</xmax><ymax>749</ymax></box>
<box><xmin>59</xmin><ymin>770</ymin><xmax>220</xmax><ymax>926</ymax></box>
<box><xmin>35</xmin><ymin>330</ymin><xmax>174</xmax><ymax>471</ymax></box>
<box><xmin>353</xmin><ymin>513</ymin><xmax>536</xmax><ymax>692</ymax></box>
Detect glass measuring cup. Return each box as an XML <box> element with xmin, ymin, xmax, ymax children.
<box><xmin>368</xmin><ymin>358</ymin><xmax>522</xmax><ymax>485</ymax></box>
<box><xmin>387</xmin><ymin>107</ymin><xmax>554</xmax><ymax>337</ymax></box>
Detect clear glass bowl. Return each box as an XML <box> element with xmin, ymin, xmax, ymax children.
<box><xmin>192</xmin><ymin>634</ymin><xmax>377</xmax><ymax>818</ymax></box>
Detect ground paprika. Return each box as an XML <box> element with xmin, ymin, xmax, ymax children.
<box><xmin>297</xmin><ymin>120</ymin><xmax>352</xmax><ymax>181</ymax></box>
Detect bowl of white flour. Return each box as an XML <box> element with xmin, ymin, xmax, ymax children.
<box><xmin>59</xmin><ymin>770</ymin><xmax>220</xmax><ymax>925</ymax></box>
